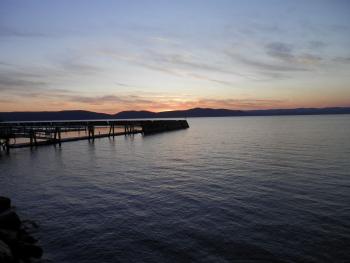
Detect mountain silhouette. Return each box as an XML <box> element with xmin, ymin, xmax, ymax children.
<box><xmin>0</xmin><ymin>107</ymin><xmax>349</xmax><ymax>121</ymax></box>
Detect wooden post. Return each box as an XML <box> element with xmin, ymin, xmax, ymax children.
<box><xmin>88</xmin><ymin>125</ymin><xmax>95</xmax><ymax>141</ymax></box>
<box><xmin>30</xmin><ymin>130</ymin><xmax>34</xmax><ymax>147</ymax></box>
<box><xmin>57</xmin><ymin>127</ymin><xmax>61</xmax><ymax>146</ymax></box>
<box><xmin>108</xmin><ymin>124</ymin><xmax>115</xmax><ymax>137</ymax></box>
<box><xmin>33</xmin><ymin>131</ymin><xmax>37</xmax><ymax>146</ymax></box>
<box><xmin>5</xmin><ymin>138</ymin><xmax>10</xmax><ymax>153</ymax></box>
<box><xmin>108</xmin><ymin>125</ymin><xmax>111</xmax><ymax>136</ymax></box>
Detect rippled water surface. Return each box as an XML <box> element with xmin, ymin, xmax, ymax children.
<box><xmin>1</xmin><ymin>115</ymin><xmax>350</xmax><ymax>262</ymax></box>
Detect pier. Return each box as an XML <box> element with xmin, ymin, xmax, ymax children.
<box><xmin>0</xmin><ymin>120</ymin><xmax>189</xmax><ymax>152</ymax></box>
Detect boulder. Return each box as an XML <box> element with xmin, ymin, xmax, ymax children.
<box><xmin>17</xmin><ymin>242</ymin><xmax>43</xmax><ymax>258</ymax></box>
<box><xmin>0</xmin><ymin>198</ymin><xmax>43</xmax><ymax>261</ymax></box>
<box><xmin>22</xmin><ymin>219</ymin><xmax>39</xmax><ymax>230</ymax></box>
<box><xmin>0</xmin><ymin>229</ymin><xmax>18</xmax><ymax>245</ymax></box>
<box><xmin>0</xmin><ymin>239</ymin><xmax>14</xmax><ymax>263</ymax></box>
<box><xmin>0</xmin><ymin>197</ymin><xmax>11</xmax><ymax>213</ymax></box>
<box><xmin>0</xmin><ymin>210</ymin><xmax>21</xmax><ymax>230</ymax></box>
<box><xmin>18</xmin><ymin>229</ymin><xmax>37</xmax><ymax>244</ymax></box>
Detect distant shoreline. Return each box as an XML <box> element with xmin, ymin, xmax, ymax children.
<box><xmin>1</xmin><ymin>107</ymin><xmax>350</xmax><ymax>122</ymax></box>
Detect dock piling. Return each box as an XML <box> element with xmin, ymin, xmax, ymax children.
<box><xmin>0</xmin><ymin>120</ymin><xmax>189</xmax><ymax>151</ymax></box>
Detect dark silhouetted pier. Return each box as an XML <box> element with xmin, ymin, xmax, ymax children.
<box><xmin>0</xmin><ymin>120</ymin><xmax>189</xmax><ymax>152</ymax></box>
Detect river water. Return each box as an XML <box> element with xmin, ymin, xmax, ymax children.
<box><xmin>1</xmin><ymin>115</ymin><xmax>350</xmax><ymax>262</ymax></box>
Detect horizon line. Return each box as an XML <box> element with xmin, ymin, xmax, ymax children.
<box><xmin>1</xmin><ymin>105</ymin><xmax>350</xmax><ymax>115</ymax></box>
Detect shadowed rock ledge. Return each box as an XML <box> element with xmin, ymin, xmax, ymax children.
<box><xmin>0</xmin><ymin>196</ymin><xmax>43</xmax><ymax>263</ymax></box>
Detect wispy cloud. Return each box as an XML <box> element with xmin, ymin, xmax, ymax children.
<box><xmin>65</xmin><ymin>93</ymin><xmax>289</xmax><ymax>112</ymax></box>
<box><xmin>67</xmin><ymin>94</ymin><xmax>154</xmax><ymax>105</ymax></box>
<box><xmin>333</xmin><ymin>56</ymin><xmax>350</xmax><ymax>64</ymax></box>
<box><xmin>0</xmin><ymin>49</ymin><xmax>106</xmax><ymax>97</ymax></box>
<box><xmin>147</xmin><ymin>50</ymin><xmax>229</xmax><ymax>73</ymax></box>
<box><xmin>0</xmin><ymin>72</ymin><xmax>48</xmax><ymax>91</ymax></box>
<box><xmin>57</xmin><ymin>57</ymin><xmax>102</xmax><ymax>75</ymax></box>
<box><xmin>0</xmin><ymin>66</ymin><xmax>79</xmax><ymax>99</ymax></box>
<box><xmin>0</xmin><ymin>98</ymin><xmax>14</xmax><ymax>103</ymax></box>
<box><xmin>234</xmin><ymin>54</ymin><xmax>309</xmax><ymax>72</ymax></box>
<box><xmin>149</xmin><ymin>36</ymin><xmax>180</xmax><ymax>45</ymax></box>
<box><xmin>115</xmin><ymin>82</ymin><xmax>132</xmax><ymax>87</ymax></box>
<box><xmin>266</xmin><ymin>42</ymin><xmax>294</xmax><ymax>61</ymax></box>
<box><xmin>61</xmin><ymin>93</ymin><xmax>187</xmax><ymax>112</ymax></box>
<box><xmin>98</xmin><ymin>48</ymin><xmax>243</xmax><ymax>86</ymax></box>
<box><xmin>186</xmin><ymin>73</ymin><xmax>234</xmax><ymax>86</ymax></box>
<box><xmin>172</xmin><ymin>98</ymin><xmax>287</xmax><ymax>110</ymax></box>
<box><xmin>0</xmin><ymin>25</ymin><xmax>49</xmax><ymax>38</ymax></box>
<box><xmin>266</xmin><ymin>42</ymin><xmax>322</xmax><ymax>65</ymax></box>
<box><xmin>225</xmin><ymin>41</ymin><xmax>324</xmax><ymax>79</ymax></box>
<box><xmin>307</xmin><ymin>40</ymin><xmax>327</xmax><ymax>49</ymax></box>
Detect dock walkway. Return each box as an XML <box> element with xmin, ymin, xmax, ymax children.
<box><xmin>0</xmin><ymin>120</ymin><xmax>189</xmax><ymax>152</ymax></box>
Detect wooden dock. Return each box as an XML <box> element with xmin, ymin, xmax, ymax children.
<box><xmin>0</xmin><ymin>120</ymin><xmax>189</xmax><ymax>152</ymax></box>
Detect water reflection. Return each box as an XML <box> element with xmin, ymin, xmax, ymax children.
<box><xmin>1</xmin><ymin>115</ymin><xmax>350</xmax><ymax>262</ymax></box>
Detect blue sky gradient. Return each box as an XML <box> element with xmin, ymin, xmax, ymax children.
<box><xmin>1</xmin><ymin>0</ymin><xmax>350</xmax><ymax>112</ymax></box>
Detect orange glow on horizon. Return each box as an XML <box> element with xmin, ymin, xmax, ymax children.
<box><xmin>1</xmin><ymin>96</ymin><xmax>349</xmax><ymax>114</ymax></box>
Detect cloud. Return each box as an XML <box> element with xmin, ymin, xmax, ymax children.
<box><xmin>128</xmin><ymin>97</ymin><xmax>289</xmax><ymax>111</ymax></box>
<box><xmin>186</xmin><ymin>73</ymin><xmax>234</xmax><ymax>86</ymax></box>
<box><xmin>68</xmin><ymin>95</ymin><xmax>138</xmax><ymax>105</ymax></box>
<box><xmin>308</xmin><ymin>41</ymin><xmax>327</xmax><ymax>49</ymax></box>
<box><xmin>99</xmin><ymin>48</ymin><xmax>242</xmax><ymax>85</ymax></box>
<box><xmin>192</xmin><ymin>98</ymin><xmax>288</xmax><ymax>109</ymax></box>
<box><xmin>0</xmin><ymin>25</ymin><xmax>48</xmax><ymax>38</ymax></box>
<box><xmin>0</xmin><ymin>68</ymin><xmax>76</xmax><ymax>102</ymax></box>
<box><xmin>296</xmin><ymin>53</ymin><xmax>322</xmax><ymax>65</ymax></box>
<box><xmin>333</xmin><ymin>57</ymin><xmax>350</xmax><ymax>64</ymax></box>
<box><xmin>0</xmin><ymin>69</ymin><xmax>294</xmax><ymax>113</ymax></box>
<box><xmin>265</xmin><ymin>42</ymin><xmax>322</xmax><ymax>65</ymax></box>
<box><xmin>58</xmin><ymin>58</ymin><xmax>101</xmax><ymax>75</ymax></box>
<box><xmin>146</xmin><ymin>49</ymin><xmax>245</xmax><ymax>77</ymax></box>
<box><xmin>0</xmin><ymin>98</ymin><xmax>14</xmax><ymax>103</ymax></box>
<box><xmin>225</xmin><ymin>41</ymin><xmax>324</xmax><ymax>79</ymax></box>
<box><xmin>266</xmin><ymin>42</ymin><xmax>294</xmax><ymax>61</ymax></box>
<box><xmin>149</xmin><ymin>36</ymin><xmax>180</xmax><ymax>45</ymax></box>
<box><xmin>115</xmin><ymin>82</ymin><xmax>131</xmax><ymax>87</ymax></box>
<box><xmin>0</xmin><ymin>72</ymin><xmax>48</xmax><ymax>91</ymax></box>
<box><xmin>228</xmin><ymin>53</ymin><xmax>309</xmax><ymax>72</ymax></box>
<box><xmin>0</xmin><ymin>49</ymin><xmax>105</xmax><ymax>97</ymax></box>
<box><xmin>0</xmin><ymin>23</ymin><xmax>95</xmax><ymax>39</ymax></box>
<box><xmin>50</xmin><ymin>50</ymin><xmax>105</xmax><ymax>75</ymax></box>
<box><xmin>67</xmin><ymin>93</ymin><xmax>174</xmax><ymax>108</ymax></box>
<box><xmin>61</xmin><ymin>93</ymin><xmax>185</xmax><ymax>112</ymax></box>
<box><xmin>65</xmin><ymin>93</ymin><xmax>288</xmax><ymax>111</ymax></box>
<box><xmin>0</xmin><ymin>61</ymin><xmax>13</xmax><ymax>67</ymax></box>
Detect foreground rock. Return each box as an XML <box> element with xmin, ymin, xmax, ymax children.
<box><xmin>0</xmin><ymin>239</ymin><xmax>13</xmax><ymax>262</ymax></box>
<box><xmin>0</xmin><ymin>197</ymin><xmax>11</xmax><ymax>213</ymax></box>
<box><xmin>0</xmin><ymin>196</ymin><xmax>43</xmax><ymax>263</ymax></box>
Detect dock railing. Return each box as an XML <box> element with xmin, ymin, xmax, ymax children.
<box><xmin>0</xmin><ymin>120</ymin><xmax>189</xmax><ymax>152</ymax></box>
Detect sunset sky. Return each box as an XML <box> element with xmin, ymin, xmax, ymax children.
<box><xmin>1</xmin><ymin>0</ymin><xmax>350</xmax><ymax>113</ymax></box>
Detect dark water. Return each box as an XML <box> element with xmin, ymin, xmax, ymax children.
<box><xmin>1</xmin><ymin>115</ymin><xmax>350</xmax><ymax>262</ymax></box>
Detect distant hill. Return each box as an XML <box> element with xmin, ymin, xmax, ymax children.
<box><xmin>0</xmin><ymin>107</ymin><xmax>350</xmax><ymax>121</ymax></box>
<box><xmin>242</xmin><ymin>107</ymin><xmax>350</xmax><ymax>116</ymax></box>
<box><xmin>114</xmin><ymin>108</ymin><xmax>244</xmax><ymax>118</ymax></box>
<box><xmin>114</xmin><ymin>110</ymin><xmax>157</xmax><ymax>119</ymax></box>
<box><xmin>114</xmin><ymin>107</ymin><xmax>350</xmax><ymax>118</ymax></box>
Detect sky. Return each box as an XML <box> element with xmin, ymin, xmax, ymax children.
<box><xmin>0</xmin><ymin>0</ymin><xmax>350</xmax><ymax>113</ymax></box>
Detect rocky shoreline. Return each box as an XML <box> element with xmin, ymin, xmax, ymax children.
<box><xmin>0</xmin><ymin>196</ymin><xmax>43</xmax><ymax>263</ymax></box>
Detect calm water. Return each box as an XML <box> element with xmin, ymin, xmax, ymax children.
<box><xmin>1</xmin><ymin>115</ymin><xmax>350</xmax><ymax>262</ymax></box>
